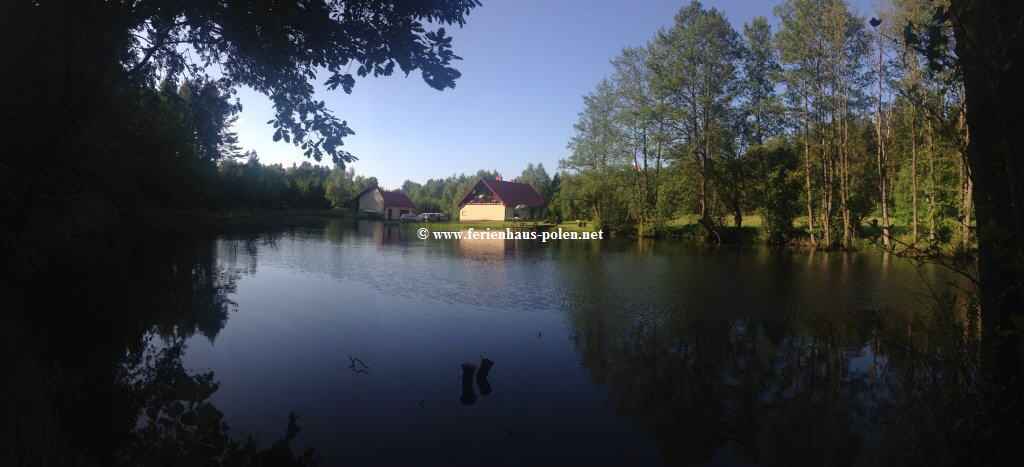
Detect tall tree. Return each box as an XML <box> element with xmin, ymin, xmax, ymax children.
<box><xmin>741</xmin><ymin>16</ymin><xmax>783</xmax><ymax>146</ymax></box>
<box><xmin>872</xmin><ymin>15</ymin><xmax>894</xmax><ymax>249</ymax></box>
<box><xmin>777</xmin><ymin>0</ymin><xmax>869</xmax><ymax>250</ymax></box>
<box><xmin>946</xmin><ymin>0</ymin><xmax>1024</xmax><ymax>405</ymax></box>
<box><xmin>614</xmin><ymin>46</ymin><xmax>670</xmax><ymax>235</ymax></box>
<box><xmin>724</xmin><ymin>16</ymin><xmax>784</xmax><ymax>228</ymax></box>
<box><xmin>775</xmin><ymin>0</ymin><xmax>823</xmax><ymax>247</ymax></box>
<box><xmin>519</xmin><ymin>162</ymin><xmax>554</xmax><ymax>199</ymax></box>
<box><xmin>563</xmin><ymin>79</ymin><xmax>629</xmax><ymax>229</ymax></box>
<box><xmin>650</xmin><ymin>1</ymin><xmax>742</xmax><ymax>236</ymax></box>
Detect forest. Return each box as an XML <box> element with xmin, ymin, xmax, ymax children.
<box><xmin>552</xmin><ymin>0</ymin><xmax>975</xmax><ymax>251</ymax></box>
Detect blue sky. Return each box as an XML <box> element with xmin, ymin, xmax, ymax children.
<box><xmin>232</xmin><ymin>0</ymin><xmax>878</xmax><ymax>189</ymax></box>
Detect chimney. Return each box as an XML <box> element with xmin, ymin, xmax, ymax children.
<box><xmin>495</xmin><ymin>175</ymin><xmax>502</xmax><ymax>182</ymax></box>
<box><xmin>511</xmin><ymin>178</ymin><xmax>517</xmax><ymax>183</ymax></box>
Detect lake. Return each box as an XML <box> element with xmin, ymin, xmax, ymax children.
<box><xmin>4</xmin><ymin>219</ymin><xmax>970</xmax><ymax>465</ymax></box>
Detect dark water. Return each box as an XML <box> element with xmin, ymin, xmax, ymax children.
<box><xmin>4</xmin><ymin>219</ymin><xmax>969</xmax><ymax>466</ymax></box>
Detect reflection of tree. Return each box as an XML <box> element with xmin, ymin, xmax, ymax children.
<box><xmin>1</xmin><ymin>229</ymin><xmax>313</xmax><ymax>465</ymax></box>
<box><xmin>556</xmin><ymin>244</ymin><xmax>961</xmax><ymax>465</ymax></box>
<box><xmin>120</xmin><ymin>341</ymin><xmax>317</xmax><ymax>465</ymax></box>
<box><xmin>570</xmin><ymin>305</ymin><xmax>883</xmax><ymax>465</ymax></box>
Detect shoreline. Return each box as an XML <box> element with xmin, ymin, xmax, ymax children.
<box><xmin>129</xmin><ymin>208</ymin><xmax>976</xmax><ymax>258</ymax></box>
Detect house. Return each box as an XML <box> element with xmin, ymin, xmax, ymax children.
<box><xmin>456</xmin><ymin>176</ymin><xmax>546</xmax><ymax>221</ymax></box>
<box><xmin>351</xmin><ymin>185</ymin><xmax>417</xmax><ymax>220</ymax></box>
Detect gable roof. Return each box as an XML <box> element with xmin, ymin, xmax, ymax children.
<box><xmin>379</xmin><ymin>189</ymin><xmax>416</xmax><ymax>208</ymax></box>
<box><xmin>457</xmin><ymin>177</ymin><xmax>546</xmax><ymax>208</ymax></box>
<box><xmin>351</xmin><ymin>185</ymin><xmax>416</xmax><ymax>209</ymax></box>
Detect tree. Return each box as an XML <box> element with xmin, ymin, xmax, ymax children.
<box><xmin>750</xmin><ymin>139</ymin><xmax>803</xmax><ymax>243</ymax></box>
<box><xmin>0</xmin><ymin>0</ymin><xmax>480</xmax><ymax>243</ymax></box>
<box><xmin>717</xmin><ymin>16</ymin><xmax>785</xmax><ymax>230</ymax></box>
<box><xmin>518</xmin><ymin>163</ymin><xmax>554</xmax><ymax>199</ymax></box>
<box><xmin>776</xmin><ymin>0</ymin><xmax>870</xmax><ymax>250</ymax></box>
<box><xmin>326</xmin><ymin>166</ymin><xmax>357</xmax><ymax>209</ymax></box>
<box><xmin>650</xmin><ymin>1</ymin><xmax>742</xmax><ymax>236</ymax></box>
<box><xmin>563</xmin><ymin>79</ymin><xmax>631</xmax><ymax>229</ymax></box>
<box><xmin>942</xmin><ymin>0</ymin><xmax>1024</xmax><ymax>414</ymax></box>
<box><xmin>614</xmin><ymin>46</ymin><xmax>671</xmax><ymax>235</ymax></box>
<box><xmin>741</xmin><ymin>16</ymin><xmax>783</xmax><ymax>146</ymax></box>
<box><xmin>871</xmin><ymin>14</ymin><xmax>894</xmax><ymax>250</ymax></box>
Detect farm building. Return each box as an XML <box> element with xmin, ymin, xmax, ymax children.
<box><xmin>352</xmin><ymin>185</ymin><xmax>417</xmax><ymax>220</ymax></box>
<box><xmin>456</xmin><ymin>176</ymin><xmax>546</xmax><ymax>221</ymax></box>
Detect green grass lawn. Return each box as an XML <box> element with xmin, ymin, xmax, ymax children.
<box><xmin>666</xmin><ymin>213</ymin><xmax>766</xmax><ymax>228</ymax></box>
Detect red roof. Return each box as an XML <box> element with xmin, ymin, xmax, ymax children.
<box><xmin>351</xmin><ymin>185</ymin><xmax>416</xmax><ymax>209</ymax></box>
<box><xmin>378</xmin><ymin>189</ymin><xmax>416</xmax><ymax>208</ymax></box>
<box><xmin>457</xmin><ymin>178</ymin><xmax>546</xmax><ymax>207</ymax></box>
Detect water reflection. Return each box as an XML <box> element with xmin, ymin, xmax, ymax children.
<box><xmin>459</xmin><ymin>357</ymin><xmax>496</xmax><ymax>405</ymax></box>
<box><xmin>1</xmin><ymin>231</ymin><xmax>317</xmax><ymax>466</ymax></box>
<box><xmin>2</xmin><ymin>219</ymin><xmax>973</xmax><ymax>465</ymax></box>
<box><xmin>567</xmin><ymin>298</ymin><xmax>889</xmax><ymax>464</ymax></box>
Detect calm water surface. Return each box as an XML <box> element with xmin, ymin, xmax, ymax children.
<box><xmin>129</xmin><ymin>219</ymin><xmax>956</xmax><ymax>465</ymax></box>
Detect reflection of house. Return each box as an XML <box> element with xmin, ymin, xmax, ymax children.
<box><xmin>458</xmin><ymin>232</ymin><xmax>512</xmax><ymax>258</ymax></box>
<box><xmin>457</xmin><ymin>176</ymin><xmax>546</xmax><ymax>221</ymax></box>
<box><xmin>358</xmin><ymin>219</ymin><xmax>408</xmax><ymax>244</ymax></box>
<box><xmin>352</xmin><ymin>185</ymin><xmax>417</xmax><ymax>220</ymax></box>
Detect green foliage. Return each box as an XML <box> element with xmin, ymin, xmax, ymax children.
<box><xmin>401</xmin><ymin>169</ymin><xmax>500</xmax><ymax>218</ymax></box>
<box><xmin>217</xmin><ymin>156</ymin><xmax>334</xmax><ymax>210</ymax></box>
<box><xmin>749</xmin><ymin>139</ymin><xmax>802</xmax><ymax>243</ymax></box>
<box><xmin>1</xmin><ymin>0</ymin><xmax>480</xmax><ymax>251</ymax></box>
<box><xmin>325</xmin><ymin>166</ymin><xmax>377</xmax><ymax>209</ymax></box>
<box><xmin>518</xmin><ymin>163</ymin><xmax>554</xmax><ymax>199</ymax></box>
<box><xmin>554</xmin><ymin>0</ymin><xmax>971</xmax><ymax>249</ymax></box>
<box><xmin>741</xmin><ymin>16</ymin><xmax>783</xmax><ymax>146</ymax></box>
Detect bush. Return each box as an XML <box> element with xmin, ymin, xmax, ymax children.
<box><xmin>749</xmin><ymin>140</ymin><xmax>802</xmax><ymax>244</ymax></box>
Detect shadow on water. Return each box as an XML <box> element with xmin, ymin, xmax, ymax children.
<box><xmin>0</xmin><ymin>230</ymin><xmax>318</xmax><ymax>466</ymax></box>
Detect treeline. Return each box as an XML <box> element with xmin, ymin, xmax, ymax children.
<box><xmin>399</xmin><ymin>163</ymin><xmax>559</xmax><ymax>217</ymax></box>
<box><xmin>554</xmin><ymin>0</ymin><xmax>972</xmax><ymax>250</ymax></box>
<box><xmin>216</xmin><ymin>157</ymin><xmax>560</xmax><ymax>217</ymax></box>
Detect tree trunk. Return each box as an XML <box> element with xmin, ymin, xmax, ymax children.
<box><xmin>841</xmin><ymin>112</ymin><xmax>853</xmax><ymax>251</ymax></box>
<box><xmin>875</xmin><ymin>26</ymin><xmax>891</xmax><ymax>250</ymax></box>
<box><xmin>962</xmin><ymin>174</ymin><xmax>973</xmax><ymax>250</ymax></box>
<box><xmin>876</xmin><ymin>107</ymin><xmax>891</xmax><ymax>250</ymax></box>
<box><xmin>844</xmin><ymin>60</ymin><xmax>855</xmax><ymax>251</ymax></box>
<box><xmin>821</xmin><ymin>142</ymin><xmax>832</xmax><ymax>248</ymax></box>
<box><xmin>698</xmin><ymin>155</ymin><xmax>708</xmax><ymax>225</ymax></box>
<box><xmin>911</xmin><ymin>107</ymin><xmax>919</xmax><ymax>243</ymax></box>
<box><xmin>928</xmin><ymin>118</ymin><xmax>937</xmax><ymax>243</ymax></box>
<box><xmin>803</xmin><ymin>92</ymin><xmax>817</xmax><ymax>247</ymax></box>
<box><xmin>952</xmin><ymin>0</ymin><xmax>1024</xmax><ymax>409</ymax></box>
<box><xmin>958</xmin><ymin>106</ymin><xmax>973</xmax><ymax>251</ymax></box>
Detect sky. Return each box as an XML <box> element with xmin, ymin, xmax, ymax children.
<box><xmin>231</xmin><ymin>0</ymin><xmax>879</xmax><ymax>190</ymax></box>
